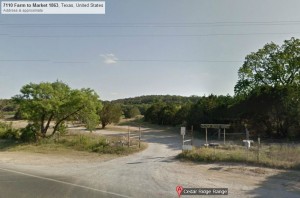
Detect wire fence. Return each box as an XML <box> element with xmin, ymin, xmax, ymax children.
<box><xmin>194</xmin><ymin>141</ymin><xmax>300</xmax><ymax>169</ymax></box>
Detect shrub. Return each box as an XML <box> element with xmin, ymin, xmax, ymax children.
<box><xmin>0</xmin><ymin>111</ymin><xmax>4</xmax><ymax>119</ymax></box>
<box><xmin>0</xmin><ymin>122</ymin><xmax>20</xmax><ymax>140</ymax></box>
<box><xmin>20</xmin><ymin>124</ymin><xmax>37</xmax><ymax>142</ymax></box>
<box><xmin>89</xmin><ymin>137</ymin><xmax>110</xmax><ymax>152</ymax></box>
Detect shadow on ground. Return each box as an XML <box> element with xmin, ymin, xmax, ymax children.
<box><xmin>246</xmin><ymin>166</ymin><xmax>300</xmax><ymax>198</ymax></box>
<box><xmin>0</xmin><ymin>140</ymin><xmax>18</xmax><ymax>151</ymax></box>
<box><xmin>111</xmin><ymin>120</ymin><xmax>204</xmax><ymax>153</ymax></box>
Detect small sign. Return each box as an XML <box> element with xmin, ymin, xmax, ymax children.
<box><xmin>1</xmin><ymin>1</ymin><xmax>105</xmax><ymax>15</ymax></box>
<box><xmin>182</xmin><ymin>145</ymin><xmax>192</xmax><ymax>150</ymax></box>
<box><xmin>201</xmin><ymin>124</ymin><xmax>230</xmax><ymax>129</ymax></box>
<box><xmin>180</xmin><ymin>127</ymin><xmax>186</xmax><ymax>135</ymax></box>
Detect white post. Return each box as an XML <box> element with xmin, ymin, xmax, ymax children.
<box><xmin>191</xmin><ymin>125</ymin><xmax>194</xmax><ymax>146</ymax></box>
<box><xmin>245</xmin><ymin>124</ymin><xmax>249</xmax><ymax>140</ymax></box>
<box><xmin>128</xmin><ymin>126</ymin><xmax>130</xmax><ymax>148</ymax></box>
<box><xmin>205</xmin><ymin>128</ymin><xmax>208</xmax><ymax>144</ymax></box>
<box><xmin>182</xmin><ymin>134</ymin><xmax>185</xmax><ymax>152</ymax></box>
<box><xmin>139</xmin><ymin>125</ymin><xmax>141</xmax><ymax>148</ymax></box>
<box><xmin>223</xmin><ymin>128</ymin><xmax>226</xmax><ymax>145</ymax></box>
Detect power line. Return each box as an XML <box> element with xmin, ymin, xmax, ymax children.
<box><xmin>0</xmin><ymin>59</ymin><xmax>49</xmax><ymax>62</ymax></box>
<box><xmin>7</xmin><ymin>32</ymin><xmax>300</xmax><ymax>38</ymax></box>
<box><xmin>0</xmin><ymin>59</ymin><xmax>242</xmax><ymax>63</ymax></box>
<box><xmin>3</xmin><ymin>20</ymin><xmax>300</xmax><ymax>27</ymax></box>
<box><xmin>117</xmin><ymin>60</ymin><xmax>243</xmax><ymax>63</ymax></box>
<box><xmin>52</xmin><ymin>61</ymin><xmax>89</xmax><ymax>64</ymax></box>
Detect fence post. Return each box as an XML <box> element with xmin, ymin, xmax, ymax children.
<box><xmin>205</xmin><ymin>127</ymin><xmax>208</xmax><ymax>144</ymax></box>
<box><xmin>139</xmin><ymin>125</ymin><xmax>141</xmax><ymax>148</ymax></box>
<box><xmin>257</xmin><ymin>136</ymin><xmax>260</xmax><ymax>163</ymax></box>
<box><xmin>245</xmin><ymin>124</ymin><xmax>249</xmax><ymax>140</ymax></box>
<box><xmin>223</xmin><ymin>128</ymin><xmax>226</xmax><ymax>145</ymax></box>
<box><xmin>128</xmin><ymin>126</ymin><xmax>130</xmax><ymax>148</ymax></box>
<box><xmin>182</xmin><ymin>133</ymin><xmax>185</xmax><ymax>152</ymax></box>
<box><xmin>191</xmin><ymin>125</ymin><xmax>194</xmax><ymax>146</ymax></box>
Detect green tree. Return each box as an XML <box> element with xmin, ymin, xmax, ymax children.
<box><xmin>232</xmin><ymin>85</ymin><xmax>300</xmax><ymax>138</ymax></box>
<box><xmin>127</xmin><ymin>106</ymin><xmax>141</xmax><ymax>118</ymax></box>
<box><xmin>235</xmin><ymin>37</ymin><xmax>300</xmax><ymax>95</ymax></box>
<box><xmin>122</xmin><ymin>105</ymin><xmax>139</xmax><ymax>118</ymax></box>
<box><xmin>233</xmin><ymin>37</ymin><xmax>300</xmax><ymax>139</ymax></box>
<box><xmin>174</xmin><ymin>103</ymin><xmax>191</xmax><ymax>126</ymax></box>
<box><xmin>159</xmin><ymin>104</ymin><xmax>178</xmax><ymax>125</ymax></box>
<box><xmin>144</xmin><ymin>102</ymin><xmax>165</xmax><ymax>124</ymax></box>
<box><xmin>0</xmin><ymin>99</ymin><xmax>16</xmax><ymax>119</ymax></box>
<box><xmin>99</xmin><ymin>103</ymin><xmax>122</xmax><ymax>128</ymax></box>
<box><xmin>13</xmin><ymin>81</ymin><xmax>101</xmax><ymax>138</ymax></box>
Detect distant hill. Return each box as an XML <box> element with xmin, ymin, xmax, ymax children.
<box><xmin>111</xmin><ymin>95</ymin><xmax>201</xmax><ymax>105</ymax></box>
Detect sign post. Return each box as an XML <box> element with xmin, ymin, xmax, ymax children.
<box><xmin>205</xmin><ymin>128</ymin><xmax>208</xmax><ymax>144</ymax></box>
<box><xmin>181</xmin><ymin>127</ymin><xmax>192</xmax><ymax>151</ymax></box>
<box><xmin>181</xmin><ymin>127</ymin><xmax>185</xmax><ymax>151</ymax></box>
<box><xmin>180</xmin><ymin>127</ymin><xmax>186</xmax><ymax>136</ymax></box>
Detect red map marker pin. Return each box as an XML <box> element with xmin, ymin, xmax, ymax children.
<box><xmin>176</xmin><ymin>185</ymin><xmax>183</xmax><ymax>198</ymax></box>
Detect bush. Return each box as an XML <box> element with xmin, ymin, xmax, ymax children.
<box><xmin>89</xmin><ymin>138</ymin><xmax>110</xmax><ymax>152</ymax></box>
<box><xmin>0</xmin><ymin>111</ymin><xmax>4</xmax><ymax>119</ymax></box>
<box><xmin>0</xmin><ymin>122</ymin><xmax>20</xmax><ymax>140</ymax></box>
<box><xmin>57</xmin><ymin>122</ymin><xmax>67</xmax><ymax>135</ymax></box>
<box><xmin>57</xmin><ymin>134</ymin><xmax>139</xmax><ymax>155</ymax></box>
<box><xmin>20</xmin><ymin>124</ymin><xmax>37</xmax><ymax>142</ymax></box>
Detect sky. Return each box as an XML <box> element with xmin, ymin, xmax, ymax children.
<box><xmin>1</xmin><ymin>0</ymin><xmax>300</xmax><ymax>100</ymax></box>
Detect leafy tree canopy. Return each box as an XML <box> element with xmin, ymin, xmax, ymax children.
<box><xmin>13</xmin><ymin>81</ymin><xmax>102</xmax><ymax>138</ymax></box>
<box><xmin>99</xmin><ymin>103</ymin><xmax>122</xmax><ymax>128</ymax></box>
<box><xmin>235</xmin><ymin>37</ymin><xmax>300</xmax><ymax>95</ymax></box>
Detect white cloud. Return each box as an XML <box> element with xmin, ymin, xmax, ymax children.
<box><xmin>101</xmin><ymin>53</ymin><xmax>118</xmax><ymax>64</ymax></box>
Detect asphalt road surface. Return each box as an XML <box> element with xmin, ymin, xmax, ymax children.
<box><xmin>0</xmin><ymin>168</ymin><xmax>129</xmax><ymax>198</ymax></box>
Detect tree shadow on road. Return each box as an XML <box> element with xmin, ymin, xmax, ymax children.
<box><xmin>0</xmin><ymin>140</ymin><xmax>18</xmax><ymax>151</ymax></box>
<box><xmin>245</xmin><ymin>166</ymin><xmax>300</xmax><ymax>198</ymax></box>
<box><xmin>112</xmin><ymin>119</ymin><xmax>204</xmax><ymax>153</ymax></box>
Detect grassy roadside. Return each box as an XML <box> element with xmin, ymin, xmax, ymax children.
<box><xmin>0</xmin><ymin>119</ymin><xmax>147</xmax><ymax>156</ymax></box>
<box><xmin>177</xmin><ymin>144</ymin><xmax>300</xmax><ymax>170</ymax></box>
<box><xmin>0</xmin><ymin>133</ymin><xmax>147</xmax><ymax>156</ymax></box>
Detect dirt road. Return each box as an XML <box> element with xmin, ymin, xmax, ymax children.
<box><xmin>0</xmin><ymin>127</ymin><xmax>299</xmax><ymax>197</ymax></box>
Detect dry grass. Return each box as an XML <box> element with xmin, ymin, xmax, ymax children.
<box><xmin>1</xmin><ymin>133</ymin><xmax>147</xmax><ymax>156</ymax></box>
<box><xmin>178</xmin><ymin>144</ymin><xmax>300</xmax><ymax>170</ymax></box>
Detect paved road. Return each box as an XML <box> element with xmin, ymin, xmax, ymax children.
<box><xmin>0</xmin><ymin>168</ymin><xmax>128</xmax><ymax>198</ymax></box>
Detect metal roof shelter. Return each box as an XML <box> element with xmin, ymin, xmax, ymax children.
<box><xmin>201</xmin><ymin>124</ymin><xmax>230</xmax><ymax>145</ymax></box>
